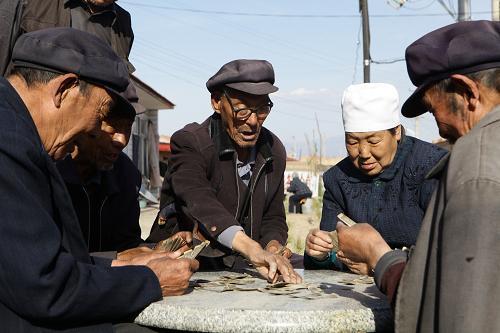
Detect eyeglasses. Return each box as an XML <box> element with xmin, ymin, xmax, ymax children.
<box><xmin>223</xmin><ymin>91</ymin><xmax>273</xmax><ymax>121</ymax></box>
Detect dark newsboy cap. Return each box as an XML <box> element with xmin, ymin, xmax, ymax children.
<box><xmin>206</xmin><ymin>59</ymin><xmax>278</xmax><ymax>95</ymax></box>
<box><xmin>402</xmin><ymin>20</ymin><xmax>500</xmax><ymax>118</ymax></box>
<box><xmin>12</xmin><ymin>27</ymin><xmax>134</xmax><ymax>117</ymax></box>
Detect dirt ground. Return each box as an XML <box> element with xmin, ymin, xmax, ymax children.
<box><xmin>139</xmin><ymin>202</ymin><xmax>321</xmax><ymax>254</ymax></box>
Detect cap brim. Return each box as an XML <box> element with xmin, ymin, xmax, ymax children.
<box><xmin>225</xmin><ymin>81</ymin><xmax>278</xmax><ymax>95</ymax></box>
<box><xmin>401</xmin><ymin>83</ymin><xmax>429</xmax><ymax>118</ymax></box>
<box><xmin>104</xmin><ymin>86</ymin><xmax>136</xmax><ymax>119</ymax></box>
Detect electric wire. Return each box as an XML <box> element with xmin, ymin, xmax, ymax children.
<box><xmin>120</xmin><ymin>2</ymin><xmax>489</xmax><ymax>18</ymax></box>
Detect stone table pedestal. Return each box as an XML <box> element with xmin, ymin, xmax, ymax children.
<box><xmin>135</xmin><ymin>269</ymin><xmax>393</xmax><ymax>332</ymax></box>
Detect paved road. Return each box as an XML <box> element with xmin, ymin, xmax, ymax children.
<box><xmin>139</xmin><ymin>204</ymin><xmax>159</xmax><ymax>240</ymax></box>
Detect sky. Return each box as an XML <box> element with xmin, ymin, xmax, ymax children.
<box><xmin>120</xmin><ymin>0</ymin><xmax>493</xmax><ymax>157</ymax></box>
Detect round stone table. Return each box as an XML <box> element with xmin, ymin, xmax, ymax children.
<box><xmin>134</xmin><ymin>269</ymin><xmax>393</xmax><ymax>332</ymax></box>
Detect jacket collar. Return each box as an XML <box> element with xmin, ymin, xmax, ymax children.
<box><xmin>209</xmin><ymin>113</ymin><xmax>274</xmax><ymax>164</ymax></box>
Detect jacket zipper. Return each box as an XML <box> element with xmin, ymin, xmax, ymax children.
<box><xmin>246</xmin><ymin>161</ymin><xmax>269</xmax><ymax>240</ymax></box>
<box><xmin>99</xmin><ymin>196</ymin><xmax>109</xmax><ymax>251</ymax></box>
<box><xmin>81</xmin><ymin>186</ymin><xmax>91</xmax><ymax>250</ymax></box>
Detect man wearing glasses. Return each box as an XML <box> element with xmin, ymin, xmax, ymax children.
<box><xmin>157</xmin><ymin>59</ymin><xmax>302</xmax><ymax>283</ymax></box>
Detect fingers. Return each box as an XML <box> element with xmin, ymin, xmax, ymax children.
<box><xmin>274</xmin><ymin>256</ymin><xmax>303</xmax><ymax>284</ymax></box>
<box><xmin>267</xmin><ymin>259</ymin><xmax>278</xmax><ymax>282</ymax></box>
<box><xmin>306</xmin><ymin>229</ymin><xmax>333</xmax><ymax>255</ymax></box>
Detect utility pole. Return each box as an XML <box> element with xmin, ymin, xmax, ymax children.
<box><xmin>360</xmin><ymin>0</ymin><xmax>370</xmax><ymax>83</ymax></box>
<box><xmin>493</xmin><ymin>0</ymin><xmax>500</xmax><ymax>21</ymax></box>
<box><xmin>457</xmin><ymin>0</ymin><xmax>471</xmax><ymax>21</ymax></box>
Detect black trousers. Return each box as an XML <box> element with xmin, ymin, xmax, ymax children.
<box><xmin>288</xmin><ymin>193</ymin><xmax>311</xmax><ymax>213</ymax></box>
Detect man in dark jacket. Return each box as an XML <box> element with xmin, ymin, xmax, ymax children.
<box><xmin>0</xmin><ymin>0</ymin><xmax>134</xmax><ymax>75</ymax></box>
<box><xmin>56</xmin><ymin>83</ymin><xmax>142</xmax><ymax>255</ymax></box>
<box><xmin>151</xmin><ymin>59</ymin><xmax>301</xmax><ymax>283</ymax></box>
<box><xmin>336</xmin><ymin>20</ymin><xmax>500</xmax><ymax>332</ymax></box>
<box><xmin>287</xmin><ymin>173</ymin><xmax>312</xmax><ymax>213</ymax></box>
<box><xmin>0</xmin><ymin>27</ymin><xmax>198</xmax><ymax>332</ymax></box>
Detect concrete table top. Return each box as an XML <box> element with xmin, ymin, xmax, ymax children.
<box><xmin>134</xmin><ymin>269</ymin><xmax>393</xmax><ymax>332</ymax></box>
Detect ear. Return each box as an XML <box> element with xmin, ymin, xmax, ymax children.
<box><xmin>210</xmin><ymin>93</ymin><xmax>223</xmax><ymax>114</ymax></box>
<box><xmin>394</xmin><ymin>125</ymin><xmax>402</xmax><ymax>142</ymax></box>
<box><xmin>50</xmin><ymin>73</ymin><xmax>80</xmax><ymax>108</ymax></box>
<box><xmin>450</xmin><ymin>74</ymin><xmax>480</xmax><ymax>111</ymax></box>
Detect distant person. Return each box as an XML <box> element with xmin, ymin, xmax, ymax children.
<box><xmin>304</xmin><ymin>83</ymin><xmax>447</xmax><ymax>273</ymax></box>
<box><xmin>0</xmin><ymin>27</ymin><xmax>198</xmax><ymax>332</ymax></box>
<box><xmin>287</xmin><ymin>173</ymin><xmax>312</xmax><ymax>213</ymax></box>
<box><xmin>336</xmin><ymin>20</ymin><xmax>500</xmax><ymax>331</ymax></box>
<box><xmin>0</xmin><ymin>0</ymin><xmax>134</xmax><ymax>75</ymax></box>
<box><xmin>149</xmin><ymin>59</ymin><xmax>302</xmax><ymax>282</ymax></box>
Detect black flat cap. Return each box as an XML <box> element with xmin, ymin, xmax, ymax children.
<box><xmin>12</xmin><ymin>27</ymin><xmax>134</xmax><ymax>117</ymax></box>
<box><xmin>402</xmin><ymin>20</ymin><xmax>500</xmax><ymax>118</ymax></box>
<box><xmin>206</xmin><ymin>59</ymin><xmax>278</xmax><ymax>95</ymax></box>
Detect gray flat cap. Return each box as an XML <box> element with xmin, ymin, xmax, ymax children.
<box><xmin>12</xmin><ymin>27</ymin><xmax>134</xmax><ymax>117</ymax></box>
<box><xmin>206</xmin><ymin>59</ymin><xmax>278</xmax><ymax>95</ymax></box>
<box><xmin>402</xmin><ymin>20</ymin><xmax>500</xmax><ymax>118</ymax></box>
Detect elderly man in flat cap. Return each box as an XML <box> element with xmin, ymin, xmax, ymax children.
<box><xmin>0</xmin><ymin>27</ymin><xmax>198</xmax><ymax>332</ymax></box>
<box><xmin>335</xmin><ymin>20</ymin><xmax>500</xmax><ymax>331</ymax></box>
<box><xmin>150</xmin><ymin>59</ymin><xmax>302</xmax><ymax>284</ymax></box>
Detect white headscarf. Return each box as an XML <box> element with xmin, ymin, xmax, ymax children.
<box><xmin>341</xmin><ymin>83</ymin><xmax>401</xmax><ymax>132</ymax></box>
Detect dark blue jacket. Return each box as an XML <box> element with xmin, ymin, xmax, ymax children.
<box><xmin>321</xmin><ymin>135</ymin><xmax>447</xmax><ymax>248</ymax></box>
<box><xmin>56</xmin><ymin>153</ymin><xmax>143</xmax><ymax>254</ymax></box>
<box><xmin>0</xmin><ymin>77</ymin><xmax>161</xmax><ymax>332</ymax></box>
<box><xmin>287</xmin><ymin>177</ymin><xmax>312</xmax><ymax>196</ymax></box>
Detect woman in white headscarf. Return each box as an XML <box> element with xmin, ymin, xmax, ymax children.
<box><xmin>304</xmin><ymin>83</ymin><xmax>447</xmax><ymax>273</ymax></box>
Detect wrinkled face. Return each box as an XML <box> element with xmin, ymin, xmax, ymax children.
<box><xmin>53</xmin><ymin>84</ymin><xmax>115</xmax><ymax>160</ymax></box>
<box><xmin>76</xmin><ymin>114</ymin><xmax>133</xmax><ymax>171</ymax></box>
<box><xmin>345</xmin><ymin>127</ymin><xmax>401</xmax><ymax>176</ymax></box>
<box><xmin>422</xmin><ymin>88</ymin><xmax>465</xmax><ymax>144</ymax></box>
<box><xmin>214</xmin><ymin>90</ymin><xmax>272</xmax><ymax>149</ymax></box>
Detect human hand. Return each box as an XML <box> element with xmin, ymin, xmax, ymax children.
<box><xmin>232</xmin><ymin>232</ymin><xmax>302</xmax><ymax>284</ymax></box>
<box><xmin>113</xmin><ymin>249</ymin><xmax>180</xmax><ymax>266</ymax></box>
<box><xmin>265</xmin><ymin>240</ymin><xmax>292</xmax><ymax>259</ymax></box>
<box><xmin>336</xmin><ymin>223</ymin><xmax>391</xmax><ymax>272</ymax></box>
<box><xmin>167</xmin><ymin>231</ymin><xmax>193</xmax><ymax>253</ymax></box>
<box><xmin>336</xmin><ymin>252</ymin><xmax>372</xmax><ymax>276</ymax></box>
<box><xmin>249</xmin><ymin>248</ymin><xmax>303</xmax><ymax>284</ymax></box>
<box><xmin>146</xmin><ymin>257</ymin><xmax>199</xmax><ymax>297</ymax></box>
<box><xmin>305</xmin><ymin>228</ymin><xmax>334</xmax><ymax>260</ymax></box>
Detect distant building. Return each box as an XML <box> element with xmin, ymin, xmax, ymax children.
<box><xmin>123</xmin><ymin>75</ymin><xmax>174</xmax><ymax>198</ymax></box>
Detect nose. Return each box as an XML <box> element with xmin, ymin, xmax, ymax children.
<box><xmin>245</xmin><ymin>112</ymin><xmax>259</xmax><ymax>127</ymax></box>
<box><xmin>112</xmin><ymin>132</ymin><xmax>128</xmax><ymax>150</ymax></box>
<box><xmin>358</xmin><ymin>142</ymin><xmax>371</xmax><ymax>159</ymax></box>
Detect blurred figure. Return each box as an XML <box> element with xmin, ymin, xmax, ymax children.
<box><xmin>287</xmin><ymin>172</ymin><xmax>312</xmax><ymax>214</ymax></box>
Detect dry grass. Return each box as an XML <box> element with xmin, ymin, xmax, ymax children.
<box><xmin>285</xmin><ymin>197</ymin><xmax>322</xmax><ymax>254</ymax></box>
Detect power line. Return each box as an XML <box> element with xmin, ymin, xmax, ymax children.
<box><xmin>121</xmin><ymin>2</ymin><xmax>489</xmax><ymax>18</ymax></box>
<box><xmin>371</xmin><ymin>57</ymin><xmax>405</xmax><ymax>64</ymax></box>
